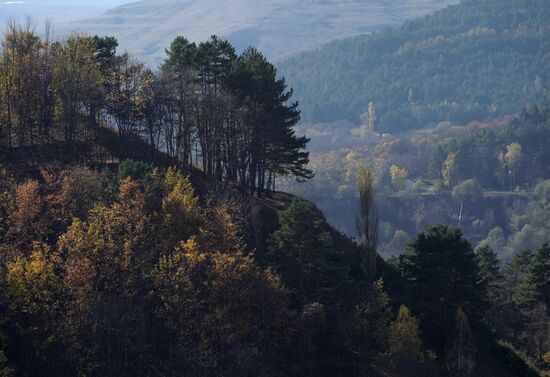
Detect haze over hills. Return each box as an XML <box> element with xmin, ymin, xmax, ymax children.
<box><xmin>0</xmin><ymin>0</ymin><xmax>127</xmax><ymax>24</ymax></box>
<box><xmin>60</xmin><ymin>0</ymin><xmax>459</xmax><ymax>66</ymax></box>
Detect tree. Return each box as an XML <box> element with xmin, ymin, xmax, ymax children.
<box><xmin>442</xmin><ymin>152</ymin><xmax>458</xmax><ymax>187</ymax></box>
<box><xmin>297</xmin><ymin>302</ymin><xmax>326</xmax><ymax>377</ymax></box>
<box><xmin>228</xmin><ymin>47</ymin><xmax>312</xmax><ymax>195</ymax></box>
<box><xmin>6</xmin><ymin>242</ymin><xmax>65</xmax><ymax>375</ymax></box>
<box><xmin>201</xmin><ymin>194</ymin><xmax>247</xmax><ymax>254</ymax></box>
<box><xmin>347</xmin><ymin>279</ymin><xmax>392</xmax><ymax>374</ymax></box>
<box><xmin>451</xmin><ymin>307</ymin><xmax>475</xmax><ymax>376</ymax></box>
<box><xmin>7</xmin><ymin>180</ymin><xmax>47</xmax><ymax>248</ymax></box>
<box><xmin>389</xmin><ymin>164</ymin><xmax>408</xmax><ymax>192</ymax></box>
<box><xmin>401</xmin><ymin>226</ymin><xmax>485</xmax><ymax>353</ymax></box>
<box><xmin>51</xmin><ymin>35</ymin><xmax>102</xmax><ymax>144</ymax></box>
<box><xmin>0</xmin><ymin>21</ymin><xmax>44</xmax><ymax>147</ymax></box>
<box><xmin>153</xmin><ymin>236</ymin><xmax>294</xmax><ymax>376</ymax></box>
<box><xmin>161</xmin><ymin>36</ymin><xmax>197</xmax><ymax>73</ymax></box>
<box><xmin>501</xmin><ymin>142</ymin><xmax>522</xmax><ymax>190</ymax></box>
<box><xmin>267</xmin><ymin>199</ymin><xmax>335</xmax><ymax>306</ymax></box>
<box><xmin>495</xmin><ymin>249</ymin><xmax>533</xmax><ymax>343</ymax></box>
<box><xmin>387</xmin><ymin>305</ymin><xmax>423</xmax><ymax>372</ymax></box>
<box><xmin>525</xmin><ymin>303</ymin><xmax>549</xmax><ymax>369</ymax></box>
<box><xmin>524</xmin><ymin>242</ymin><xmax>550</xmax><ymax>308</ymax></box>
<box><xmin>160</xmin><ymin>168</ymin><xmax>202</xmax><ymax>251</ymax></box>
<box><xmin>56</xmin><ymin>178</ymin><xmax>159</xmax><ymax>376</ymax></box>
<box><xmin>358</xmin><ymin>101</ymin><xmax>376</xmax><ymax>137</ymax></box>
<box><xmin>501</xmin><ymin>249</ymin><xmax>533</xmax><ymax>307</ymax></box>
<box><xmin>475</xmin><ymin>245</ymin><xmax>501</xmax><ymax>303</ymax></box>
<box><xmin>356</xmin><ymin>166</ymin><xmax>379</xmax><ymax>282</ymax></box>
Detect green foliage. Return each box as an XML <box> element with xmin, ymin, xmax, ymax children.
<box><xmin>280</xmin><ymin>0</ymin><xmax>550</xmax><ymax>132</ymax></box>
<box><xmin>116</xmin><ymin>159</ymin><xmax>153</xmax><ymax>184</ymax></box>
<box><xmin>476</xmin><ymin>245</ymin><xmax>501</xmax><ymax>302</ymax></box>
<box><xmin>523</xmin><ymin>243</ymin><xmax>550</xmax><ymax>308</ymax></box>
<box><xmin>401</xmin><ymin>226</ymin><xmax>485</xmax><ymax>352</ymax></box>
<box><xmin>452</xmin><ymin>179</ymin><xmax>483</xmax><ymax>202</ymax></box>
<box><xmin>267</xmin><ymin>199</ymin><xmax>340</xmax><ymax>306</ymax></box>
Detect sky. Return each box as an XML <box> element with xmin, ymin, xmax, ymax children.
<box><xmin>0</xmin><ymin>0</ymin><xmax>130</xmax><ymax>25</ymax></box>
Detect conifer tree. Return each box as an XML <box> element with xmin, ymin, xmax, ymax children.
<box><xmin>401</xmin><ymin>226</ymin><xmax>485</xmax><ymax>353</ymax></box>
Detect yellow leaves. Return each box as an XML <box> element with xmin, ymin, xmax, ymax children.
<box><xmin>442</xmin><ymin>152</ymin><xmax>457</xmax><ymax>187</ymax></box>
<box><xmin>8</xmin><ymin>179</ymin><xmax>47</xmax><ymax>246</ymax></box>
<box><xmin>357</xmin><ymin>164</ymin><xmax>375</xmax><ymax>188</ymax></box>
<box><xmin>387</xmin><ymin>305</ymin><xmax>423</xmax><ymax>370</ymax></box>
<box><xmin>504</xmin><ymin>142</ymin><xmax>522</xmax><ymax>169</ymax></box>
<box><xmin>161</xmin><ymin>168</ymin><xmax>202</xmax><ymax>249</ymax></box>
<box><xmin>390</xmin><ymin>164</ymin><xmax>408</xmax><ymax>192</ymax></box>
<box><xmin>201</xmin><ymin>196</ymin><xmax>246</xmax><ymax>254</ymax></box>
<box><xmin>6</xmin><ymin>242</ymin><xmax>60</xmax><ymax>315</ymax></box>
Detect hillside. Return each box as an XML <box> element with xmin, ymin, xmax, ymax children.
<box><xmin>1</xmin><ymin>23</ymin><xmax>548</xmax><ymax>377</ymax></box>
<box><xmin>0</xmin><ymin>0</ymin><xmax>126</xmax><ymax>24</ymax></box>
<box><xmin>59</xmin><ymin>0</ymin><xmax>458</xmax><ymax>65</ymax></box>
<box><xmin>279</xmin><ymin>0</ymin><xmax>550</xmax><ymax>132</ymax></box>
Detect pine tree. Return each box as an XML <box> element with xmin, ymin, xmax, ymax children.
<box><xmin>401</xmin><ymin>226</ymin><xmax>485</xmax><ymax>353</ymax></box>
<box><xmin>267</xmin><ymin>199</ymin><xmax>335</xmax><ymax>306</ymax></box>
<box><xmin>524</xmin><ymin>242</ymin><xmax>550</xmax><ymax>308</ymax></box>
<box><xmin>476</xmin><ymin>245</ymin><xmax>501</xmax><ymax>303</ymax></box>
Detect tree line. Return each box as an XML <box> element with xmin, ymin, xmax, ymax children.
<box><xmin>0</xmin><ymin>22</ymin><xmax>312</xmax><ymax>195</ymax></box>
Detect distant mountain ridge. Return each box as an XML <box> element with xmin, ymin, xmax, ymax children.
<box><xmin>0</xmin><ymin>0</ymin><xmax>126</xmax><ymax>24</ymax></box>
<box><xmin>60</xmin><ymin>0</ymin><xmax>459</xmax><ymax>66</ymax></box>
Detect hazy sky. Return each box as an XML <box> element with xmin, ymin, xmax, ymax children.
<box><xmin>0</xmin><ymin>0</ymin><xmax>130</xmax><ymax>24</ymax></box>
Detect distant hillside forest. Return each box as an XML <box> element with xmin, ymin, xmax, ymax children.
<box><xmin>283</xmin><ymin>102</ymin><xmax>550</xmax><ymax>258</ymax></box>
<box><xmin>279</xmin><ymin>0</ymin><xmax>550</xmax><ymax>132</ymax></box>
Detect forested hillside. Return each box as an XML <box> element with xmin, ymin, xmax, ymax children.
<box><xmin>279</xmin><ymin>0</ymin><xmax>550</xmax><ymax>132</ymax></box>
<box><xmin>0</xmin><ymin>24</ymin><xmax>311</xmax><ymax>196</ymax></box>
<box><xmin>0</xmin><ymin>21</ymin><xmax>548</xmax><ymax>377</ymax></box>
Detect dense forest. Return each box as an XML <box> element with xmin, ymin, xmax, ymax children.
<box><xmin>0</xmin><ymin>157</ymin><xmax>547</xmax><ymax>376</ymax></box>
<box><xmin>0</xmin><ymin>18</ymin><xmax>548</xmax><ymax>377</ymax></box>
<box><xmin>279</xmin><ymin>0</ymin><xmax>550</xmax><ymax>132</ymax></box>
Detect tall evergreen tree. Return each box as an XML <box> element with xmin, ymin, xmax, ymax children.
<box><xmin>401</xmin><ymin>226</ymin><xmax>485</xmax><ymax>353</ymax></box>
<box><xmin>476</xmin><ymin>245</ymin><xmax>502</xmax><ymax>303</ymax></box>
<box><xmin>267</xmin><ymin>199</ymin><xmax>337</xmax><ymax>307</ymax></box>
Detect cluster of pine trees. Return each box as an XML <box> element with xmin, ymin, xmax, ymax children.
<box><xmin>0</xmin><ymin>22</ymin><xmax>311</xmax><ymax>195</ymax></box>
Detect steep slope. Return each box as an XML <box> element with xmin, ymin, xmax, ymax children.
<box><xmin>60</xmin><ymin>0</ymin><xmax>458</xmax><ymax>65</ymax></box>
<box><xmin>278</xmin><ymin>0</ymin><xmax>550</xmax><ymax>132</ymax></box>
